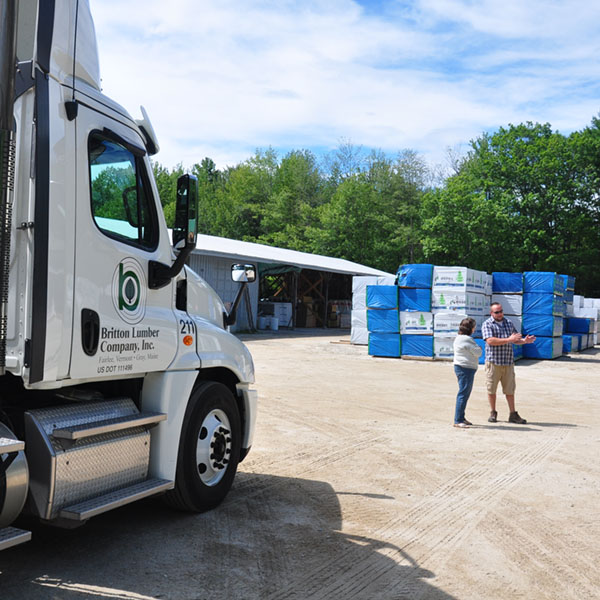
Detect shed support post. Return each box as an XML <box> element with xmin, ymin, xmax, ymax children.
<box><xmin>323</xmin><ymin>273</ymin><xmax>331</xmax><ymax>328</ymax></box>
<box><xmin>292</xmin><ymin>271</ymin><xmax>298</xmax><ymax>329</ymax></box>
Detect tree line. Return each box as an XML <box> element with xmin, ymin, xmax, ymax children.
<box><xmin>152</xmin><ymin>117</ymin><xmax>600</xmax><ymax>296</ymax></box>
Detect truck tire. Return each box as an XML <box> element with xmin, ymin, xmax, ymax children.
<box><xmin>164</xmin><ymin>381</ymin><xmax>241</xmax><ymax>512</ymax></box>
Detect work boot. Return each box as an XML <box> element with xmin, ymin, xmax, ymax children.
<box><xmin>508</xmin><ymin>411</ymin><xmax>527</xmax><ymax>424</ymax></box>
<box><xmin>488</xmin><ymin>410</ymin><xmax>497</xmax><ymax>423</ymax></box>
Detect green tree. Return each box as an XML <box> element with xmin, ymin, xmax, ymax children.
<box><xmin>191</xmin><ymin>157</ymin><xmax>226</xmax><ymax>236</ymax></box>
<box><xmin>311</xmin><ymin>174</ymin><xmax>407</xmax><ymax>272</ymax></box>
<box><xmin>91</xmin><ymin>165</ymin><xmax>135</xmax><ymax>220</ymax></box>
<box><xmin>214</xmin><ymin>148</ymin><xmax>278</xmax><ymax>240</ymax></box>
<box><xmin>421</xmin><ymin>120</ymin><xmax>600</xmax><ymax>293</ymax></box>
<box><xmin>152</xmin><ymin>162</ymin><xmax>183</xmax><ymax>227</ymax></box>
<box><xmin>421</xmin><ymin>171</ymin><xmax>517</xmax><ymax>270</ymax></box>
<box><xmin>259</xmin><ymin>150</ymin><xmax>323</xmax><ymax>251</ymax></box>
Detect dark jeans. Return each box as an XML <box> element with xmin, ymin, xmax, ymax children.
<box><xmin>454</xmin><ymin>365</ymin><xmax>476</xmax><ymax>424</ymax></box>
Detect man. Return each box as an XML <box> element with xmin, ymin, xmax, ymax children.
<box><xmin>482</xmin><ymin>302</ymin><xmax>536</xmax><ymax>424</ymax></box>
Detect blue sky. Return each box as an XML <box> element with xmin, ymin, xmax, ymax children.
<box><xmin>89</xmin><ymin>0</ymin><xmax>600</xmax><ymax>173</ymax></box>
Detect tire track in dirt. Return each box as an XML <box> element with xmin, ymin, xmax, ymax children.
<box><xmin>266</xmin><ymin>426</ymin><xmax>571</xmax><ymax>599</ymax></box>
<box><xmin>479</xmin><ymin>512</ymin><xmax>599</xmax><ymax>600</ymax></box>
<box><xmin>348</xmin><ymin>427</ymin><xmax>572</xmax><ymax>599</ymax></box>
<box><xmin>266</xmin><ymin>401</ymin><xmax>359</xmax><ymax>437</ymax></box>
<box><xmin>235</xmin><ymin>431</ymin><xmax>389</xmax><ymax>500</ymax></box>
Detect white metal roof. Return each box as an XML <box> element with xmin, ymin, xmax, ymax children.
<box><xmin>192</xmin><ymin>234</ymin><xmax>393</xmax><ymax>277</ymax></box>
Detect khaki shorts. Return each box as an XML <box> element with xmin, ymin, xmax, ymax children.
<box><xmin>485</xmin><ymin>362</ymin><xmax>516</xmax><ymax>395</ymax></box>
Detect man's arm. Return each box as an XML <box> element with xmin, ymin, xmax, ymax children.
<box><xmin>485</xmin><ymin>333</ymin><xmax>522</xmax><ymax>346</ymax></box>
<box><xmin>515</xmin><ymin>335</ymin><xmax>536</xmax><ymax>345</ymax></box>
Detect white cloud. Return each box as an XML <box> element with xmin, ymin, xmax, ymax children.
<box><xmin>88</xmin><ymin>0</ymin><xmax>600</xmax><ymax>170</ymax></box>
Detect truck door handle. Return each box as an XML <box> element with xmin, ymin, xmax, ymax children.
<box><xmin>81</xmin><ymin>309</ymin><xmax>100</xmax><ymax>356</ymax></box>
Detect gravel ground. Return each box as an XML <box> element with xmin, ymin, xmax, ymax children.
<box><xmin>1</xmin><ymin>330</ymin><xmax>599</xmax><ymax>600</ymax></box>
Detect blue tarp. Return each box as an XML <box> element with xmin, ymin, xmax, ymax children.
<box><xmin>565</xmin><ymin>317</ymin><xmax>593</xmax><ymax>334</ymax></box>
<box><xmin>366</xmin><ymin>285</ymin><xmax>398</xmax><ymax>309</ymax></box>
<box><xmin>571</xmin><ymin>334</ymin><xmax>583</xmax><ymax>351</ymax></box>
<box><xmin>368</xmin><ymin>333</ymin><xmax>401</xmax><ymax>357</ymax></box>
<box><xmin>399</xmin><ymin>287</ymin><xmax>432</xmax><ymax>312</ymax></box>
<box><xmin>475</xmin><ymin>338</ymin><xmax>486</xmax><ymax>364</ymax></box>
<box><xmin>559</xmin><ymin>274</ymin><xmax>576</xmax><ymax>291</ymax></box>
<box><xmin>367</xmin><ymin>309</ymin><xmax>399</xmax><ymax>332</ymax></box>
<box><xmin>492</xmin><ymin>272</ymin><xmax>523</xmax><ymax>293</ymax></box>
<box><xmin>522</xmin><ymin>336</ymin><xmax>562</xmax><ymax>359</ymax></box>
<box><xmin>522</xmin><ymin>293</ymin><xmax>564</xmax><ymax>316</ymax></box>
<box><xmin>401</xmin><ymin>334</ymin><xmax>433</xmax><ymax>357</ymax></box>
<box><xmin>514</xmin><ymin>343</ymin><xmax>523</xmax><ymax>361</ymax></box>
<box><xmin>396</xmin><ymin>264</ymin><xmax>434</xmax><ymax>288</ymax></box>
<box><xmin>562</xmin><ymin>334</ymin><xmax>573</xmax><ymax>353</ymax></box>
<box><xmin>523</xmin><ymin>271</ymin><xmax>563</xmax><ymax>295</ymax></box>
<box><xmin>522</xmin><ymin>315</ymin><xmax>563</xmax><ymax>337</ymax></box>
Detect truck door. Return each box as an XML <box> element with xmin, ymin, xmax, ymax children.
<box><xmin>70</xmin><ymin>102</ymin><xmax>178</xmax><ymax>380</ymax></box>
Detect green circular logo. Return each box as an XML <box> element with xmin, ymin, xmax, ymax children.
<box><xmin>112</xmin><ymin>258</ymin><xmax>146</xmax><ymax>324</ymax></box>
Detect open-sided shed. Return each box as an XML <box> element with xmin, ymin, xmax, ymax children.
<box><xmin>187</xmin><ymin>234</ymin><xmax>392</xmax><ymax>332</ymax></box>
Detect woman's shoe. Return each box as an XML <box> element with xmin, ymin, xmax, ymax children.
<box><xmin>462</xmin><ymin>418</ymin><xmax>473</xmax><ymax>426</ymax></box>
<box><xmin>453</xmin><ymin>422</ymin><xmax>470</xmax><ymax>428</ymax></box>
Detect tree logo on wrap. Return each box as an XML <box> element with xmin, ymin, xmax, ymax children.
<box><xmin>112</xmin><ymin>258</ymin><xmax>147</xmax><ymax>324</ymax></box>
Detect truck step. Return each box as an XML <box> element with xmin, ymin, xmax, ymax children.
<box><xmin>0</xmin><ymin>437</ymin><xmax>25</xmax><ymax>453</ymax></box>
<box><xmin>0</xmin><ymin>527</ymin><xmax>32</xmax><ymax>551</ymax></box>
<box><xmin>52</xmin><ymin>411</ymin><xmax>167</xmax><ymax>441</ymax></box>
<box><xmin>59</xmin><ymin>478</ymin><xmax>173</xmax><ymax>521</ymax></box>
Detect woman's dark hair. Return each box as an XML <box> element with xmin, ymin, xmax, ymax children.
<box><xmin>458</xmin><ymin>317</ymin><xmax>476</xmax><ymax>335</ymax></box>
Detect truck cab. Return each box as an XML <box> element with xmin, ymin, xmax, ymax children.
<box><xmin>0</xmin><ymin>0</ymin><xmax>257</xmax><ymax>551</ymax></box>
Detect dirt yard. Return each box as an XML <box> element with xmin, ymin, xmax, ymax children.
<box><xmin>1</xmin><ymin>330</ymin><xmax>599</xmax><ymax>599</ymax></box>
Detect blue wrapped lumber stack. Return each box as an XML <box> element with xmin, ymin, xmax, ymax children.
<box><xmin>401</xmin><ymin>334</ymin><xmax>434</xmax><ymax>358</ymax></box>
<box><xmin>367</xmin><ymin>309</ymin><xmax>399</xmax><ymax>333</ymax></box>
<box><xmin>492</xmin><ymin>272</ymin><xmax>523</xmax><ymax>294</ymax></box>
<box><xmin>366</xmin><ymin>285</ymin><xmax>398</xmax><ymax>310</ymax></box>
<box><xmin>396</xmin><ymin>264</ymin><xmax>434</xmax><ymax>289</ymax></box>
<box><xmin>398</xmin><ymin>287</ymin><xmax>432</xmax><ymax>312</ymax></box>
<box><xmin>523</xmin><ymin>271</ymin><xmax>564</xmax><ymax>296</ymax></box>
<box><xmin>396</xmin><ymin>264</ymin><xmax>434</xmax><ymax>357</ymax></box>
<box><xmin>563</xmin><ymin>333</ymin><xmax>579</xmax><ymax>354</ymax></box>
<box><xmin>522</xmin><ymin>336</ymin><xmax>563</xmax><ymax>359</ymax></box>
<box><xmin>521</xmin><ymin>271</ymin><xmax>564</xmax><ymax>360</ymax></box>
<box><xmin>522</xmin><ymin>293</ymin><xmax>564</xmax><ymax>317</ymax></box>
<box><xmin>565</xmin><ymin>317</ymin><xmax>594</xmax><ymax>334</ymax></box>
<box><xmin>522</xmin><ymin>315</ymin><xmax>563</xmax><ymax>337</ymax></box>
<box><xmin>368</xmin><ymin>332</ymin><xmax>401</xmax><ymax>357</ymax></box>
<box><xmin>366</xmin><ymin>285</ymin><xmax>400</xmax><ymax>356</ymax></box>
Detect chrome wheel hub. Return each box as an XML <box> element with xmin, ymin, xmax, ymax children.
<box><xmin>196</xmin><ymin>409</ymin><xmax>232</xmax><ymax>486</ymax></box>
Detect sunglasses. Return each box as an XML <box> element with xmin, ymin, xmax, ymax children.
<box><xmin>492</xmin><ymin>309</ymin><xmax>503</xmax><ymax>314</ymax></box>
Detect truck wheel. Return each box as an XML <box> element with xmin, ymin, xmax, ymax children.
<box><xmin>165</xmin><ymin>381</ymin><xmax>241</xmax><ymax>512</ymax></box>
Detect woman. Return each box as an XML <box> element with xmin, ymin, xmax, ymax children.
<box><xmin>452</xmin><ymin>317</ymin><xmax>482</xmax><ymax>428</ymax></box>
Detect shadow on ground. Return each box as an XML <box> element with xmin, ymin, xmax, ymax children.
<box><xmin>0</xmin><ymin>473</ymin><xmax>454</xmax><ymax>600</ymax></box>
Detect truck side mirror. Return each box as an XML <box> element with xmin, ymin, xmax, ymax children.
<box><xmin>149</xmin><ymin>174</ymin><xmax>198</xmax><ymax>289</ymax></box>
<box><xmin>225</xmin><ymin>264</ymin><xmax>257</xmax><ymax>326</ymax></box>
<box><xmin>231</xmin><ymin>264</ymin><xmax>256</xmax><ymax>283</ymax></box>
<box><xmin>172</xmin><ymin>174</ymin><xmax>198</xmax><ymax>249</ymax></box>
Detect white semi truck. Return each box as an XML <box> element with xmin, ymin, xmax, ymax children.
<box><xmin>0</xmin><ymin>0</ymin><xmax>257</xmax><ymax>551</ymax></box>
